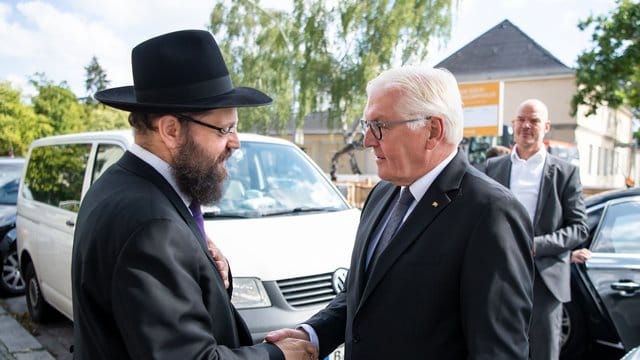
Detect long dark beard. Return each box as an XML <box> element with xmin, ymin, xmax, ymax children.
<box><xmin>172</xmin><ymin>133</ymin><xmax>229</xmax><ymax>205</ymax></box>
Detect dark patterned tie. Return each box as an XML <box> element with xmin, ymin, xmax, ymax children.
<box><xmin>189</xmin><ymin>201</ymin><xmax>206</xmax><ymax>241</ymax></box>
<box><xmin>368</xmin><ymin>187</ymin><xmax>415</xmax><ymax>270</ymax></box>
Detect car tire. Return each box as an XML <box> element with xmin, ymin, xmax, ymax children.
<box><xmin>24</xmin><ymin>262</ymin><xmax>54</xmax><ymax>323</ymax></box>
<box><xmin>0</xmin><ymin>243</ymin><xmax>26</xmax><ymax>296</ymax></box>
<box><xmin>560</xmin><ymin>301</ymin><xmax>588</xmax><ymax>360</ymax></box>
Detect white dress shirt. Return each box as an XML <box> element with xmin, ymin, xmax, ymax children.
<box><xmin>509</xmin><ymin>145</ymin><xmax>547</xmax><ymax>223</ymax></box>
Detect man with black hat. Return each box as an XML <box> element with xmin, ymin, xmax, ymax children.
<box><xmin>71</xmin><ymin>29</ymin><xmax>318</xmax><ymax>360</ymax></box>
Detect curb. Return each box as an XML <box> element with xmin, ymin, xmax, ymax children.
<box><xmin>0</xmin><ymin>302</ymin><xmax>54</xmax><ymax>360</ymax></box>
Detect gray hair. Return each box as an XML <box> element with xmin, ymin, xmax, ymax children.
<box><xmin>366</xmin><ymin>66</ymin><xmax>464</xmax><ymax>145</ymax></box>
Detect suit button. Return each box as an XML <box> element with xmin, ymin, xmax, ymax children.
<box><xmin>353</xmin><ymin>336</ymin><xmax>360</xmax><ymax>343</ymax></box>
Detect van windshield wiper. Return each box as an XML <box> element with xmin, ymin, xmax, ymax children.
<box><xmin>261</xmin><ymin>206</ymin><xmax>341</xmax><ymax>217</ymax></box>
<box><xmin>202</xmin><ymin>211</ymin><xmax>254</xmax><ymax>219</ymax></box>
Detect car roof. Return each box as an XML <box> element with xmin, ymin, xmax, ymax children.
<box><xmin>0</xmin><ymin>157</ymin><xmax>25</xmax><ymax>164</ymax></box>
<box><xmin>586</xmin><ymin>187</ymin><xmax>640</xmax><ymax>208</ymax></box>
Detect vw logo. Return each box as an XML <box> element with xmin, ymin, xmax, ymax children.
<box><xmin>332</xmin><ymin>268</ymin><xmax>349</xmax><ymax>294</ymax></box>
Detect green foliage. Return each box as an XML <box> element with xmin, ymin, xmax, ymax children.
<box><xmin>85</xmin><ymin>107</ymin><xmax>129</xmax><ymax>131</ymax></box>
<box><xmin>23</xmin><ymin>143</ymin><xmax>89</xmax><ymax>211</ymax></box>
<box><xmin>210</xmin><ymin>0</ymin><xmax>454</xmax><ymax>135</ymax></box>
<box><xmin>30</xmin><ymin>73</ymin><xmax>88</xmax><ymax>135</ymax></box>
<box><xmin>84</xmin><ymin>56</ymin><xmax>110</xmax><ymax>105</ymax></box>
<box><xmin>1</xmin><ymin>74</ymin><xmax>130</xmax><ymax>155</ymax></box>
<box><xmin>572</xmin><ymin>0</ymin><xmax>640</xmax><ymax>117</ymax></box>
<box><xmin>0</xmin><ymin>82</ymin><xmax>50</xmax><ymax>156</ymax></box>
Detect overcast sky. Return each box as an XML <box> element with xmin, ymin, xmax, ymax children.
<box><xmin>0</xmin><ymin>0</ymin><xmax>617</xmax><ymax>97</ymax></box>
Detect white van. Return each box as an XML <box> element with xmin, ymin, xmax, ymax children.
<box><xmin>16</xmin><ymin>130</ymin><xmax>358</xmax><ymax>355</ymax></box>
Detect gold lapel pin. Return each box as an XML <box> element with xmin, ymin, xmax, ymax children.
<box><xmin>432</xmin><ymin>201</ymin><xmax>438</xmax><ymax>207</ymax></box>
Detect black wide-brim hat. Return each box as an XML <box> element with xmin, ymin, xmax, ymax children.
<box><xmin>95</xmin><ymin>29</ymin><xmax>272</xmax><ymax>113</ymax></box>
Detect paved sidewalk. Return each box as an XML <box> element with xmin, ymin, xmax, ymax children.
<box><xmin>0</xmin><ymin>301</ymin><xmax>54</xmax><ymax>360</ymax></box>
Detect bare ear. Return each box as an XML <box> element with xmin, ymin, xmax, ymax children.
<box><xmin>544</xmin><ymin>120</ymin><xmax>551</xmax><ymax>134</ymax></box>
<box><xmin>156</xmin><ymin>115</ymin><xmax>185</xmax><ymax>150</ymax></box>
<box><xmin>425</xmin><ymin>116</ymin><xmax>445</xmax><ymax>149</ymax></box>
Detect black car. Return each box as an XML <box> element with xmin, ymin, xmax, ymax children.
<box><xmin>0</xmin><ymin>157</ymin><xmax>25</xmax><ymax>296</ymax></box>
<box><xmin>561</xmin><ymin>187</ymin><xmax>640</xmax><ymax>359</ymax></box>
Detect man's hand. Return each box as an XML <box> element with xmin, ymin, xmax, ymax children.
<box><xmin>272</xmin><ymin>338</ymin><xmax>318</xmax><ymax>360</ymax></box>
<box><xmin>571</xmin><ymin>248</ymin><xmax>592</xmax><ymax>264</ymax></box>
<box><xmin>207</xmin><ymin>237</ymin><xmax>229</xmax><ymax>289</ymax></box>
<box><xmin>265</xmin><ymin>328</ymin><xmax>310</xmax><ymax>343</ymax></box>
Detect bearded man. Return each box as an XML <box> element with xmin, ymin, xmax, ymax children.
<box><xmin>71</xmin><ymin>30</ymin><xmax>317</xmax><ymax>360</ymax></box>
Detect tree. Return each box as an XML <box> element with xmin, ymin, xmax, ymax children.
<box><xmin>84</xmin><ymin>56</ymin><xmax>110</xmax><ymax>105</ymax></box>
<box><xmin>0</xmin><ymin>82</ymin><xmax>50</xmax><ymax>156</ymax></box>
<box><xmin>85</xmin><ymin>106</ymin><xmax>129</xmax><ymax>131</ymax></box>
<box><xmin>572</xmin><ymin>0</ymin><xmax>640</xmax><ymax>117</ymax></box>
<box><xmin>30</xmin><ymin>73</ymin><xmax>87</xmax><ymax>135</ymax></box>
<box><xmin>210</xmin><ymin>0</ymin><xmax>455</xmax><ymax>135</ymax></box>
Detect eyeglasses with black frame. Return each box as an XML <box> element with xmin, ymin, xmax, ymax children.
<box><xmin>172</xmin><ymin>113</ymin><xmax>237</xmax><ymax>136</ymax></box>
<box><xmin>359</xmin><ymin>116</ymin><xmax>431</xmax><ymax>140</ymax></box>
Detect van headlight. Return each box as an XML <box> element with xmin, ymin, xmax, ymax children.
<box><xmin>231</xmin><ymin>277</ymin><xmax>271</xmax><ymax>309</ymax></box>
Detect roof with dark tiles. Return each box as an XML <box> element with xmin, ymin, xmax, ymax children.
<box><xmin>435</xmin><ymin>19</ymin><xmax>573</xmax><ymax>82</ymax></box>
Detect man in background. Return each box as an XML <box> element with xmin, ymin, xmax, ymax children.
<box><xmin>485</xmin><ymin>99</ymin><xmax>588</xmax><ymax>359</ymax></box>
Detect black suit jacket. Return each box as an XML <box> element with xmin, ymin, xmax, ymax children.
<box><xmin>485</xmin><ymin>153</ymin><xmax>588</xmax><ymax>302</ymax></box>
<box><xmin>307</xmin><ymin>150</ymin><xmax>534</xmax><ymax>359</ymax></box>
<box><xmin>71</xmin><ymin>152</ymin><xmax>283</xmax><ymax>360</ymax></box>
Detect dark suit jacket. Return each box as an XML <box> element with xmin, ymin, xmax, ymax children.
<box><xmin>307</xmin><ymin>150</ymin><xmax>534</xmax><ymax>360</ymax></box>
<box><xmin>71</xmin><ymin>152</ymin><xmax>283</xmax><ymax>360</ymax></box>
<box><xmin>485</xmin><ymin>153</ymin><xmax>588</xmax><ymax>302</ymax></box>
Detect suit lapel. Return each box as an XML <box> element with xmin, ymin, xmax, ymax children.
<box><xmin>357</xmin><ymin>151</ymin><xmax>467</xmax><ymax>311</ymax></box>
<box><xmin>492</xmin><ymin>156</ymin><xmax>512</xmax><ymax>187</ymax></box>
<box><xmin>352</xmin><ymin>183</ymin><xmax>398</xmax><ymax>297</ymax></box>
<box><xmin>117</xmin><ymin>152</ymin><xmax>217</xmax><ymax>267</ymax></box>
<box><xmin>533</xmin><ymin>157</ymin><xmax>554</xmax><ymax>229</ymax></box>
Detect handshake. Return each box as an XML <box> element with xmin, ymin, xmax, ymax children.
<box><xmin>265</xmin><ymin>328</ymin><xmax>319</xmax><ymax>360</ymax></box>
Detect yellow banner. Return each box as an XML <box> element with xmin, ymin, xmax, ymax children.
<box><xmin>459</xmin><ymin>82</ymin><xmax>500</xmax><ymax>107</ymax></box>
<box><xmin>463</xmin><ymin>126</ymin><xmax>500</xmax><ymax>137</ymax></box>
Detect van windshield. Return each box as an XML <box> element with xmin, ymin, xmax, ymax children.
<box><xmin>203</xmin><ymin>141</ymin><xmax>348</xmax><ymax>218</ymax></box>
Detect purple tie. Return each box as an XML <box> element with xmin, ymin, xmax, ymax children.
<box><xmin>189</xmin><ymin>201</ymin><xmax>206</xmax><ymax>239</ymax></box>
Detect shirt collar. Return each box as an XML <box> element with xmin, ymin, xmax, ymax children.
<box><xmin>511</xmin><ymin>145</ymin><xmax>547</xmax><ymax>165</ymax></box>
<box><xmin>408</xmin><ymin>148</ymin><xmax>458</xmax><ymax>202</ymax></box>
<box><xmin>129</xmin><ymin>143</ymin><xmax>191</xmax><ymax>208</ymax></box>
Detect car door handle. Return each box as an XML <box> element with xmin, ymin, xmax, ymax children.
<box><xmin>611</xmin><ymin>280</ymin><xmax>640</xmax><ymax>296</ymax></box>
<box><xmin>65</xmin><ymin>220</ymin><xmax>75</xmax><ymax>227</ymax></box>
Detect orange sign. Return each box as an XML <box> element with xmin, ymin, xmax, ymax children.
<box><xmin>459</xmin><ymin>82</ymin><xmax>500</xmax><ymax>107</ymax></box>
<box><xmin>458</xmin><ymin>82</ymin><xmax>502</xmax><ymax>137</ymax></box>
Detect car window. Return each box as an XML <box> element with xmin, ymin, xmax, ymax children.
<box><xmin>22</xmin><ymin>144</ymin><xmax>91</xmax><ymax>213</ymax></box>
<box><xmin>92</xmin><ymin>144</ymin><xmax>125</xmax><ymax>184</ymax></box>
<box><xmin>591</xmin><ymin>201</ymin><xmax>640</xmax><ymax>254</ymax></box>
<box><xmin>208</xmin><ymin>141</ymin><xmax>348</xmax><ymax>217</ymax></box>
<box><xmin>0</xmin><ymin>162</ymin><xmax>23</xmax><ymax>205</ymax></box>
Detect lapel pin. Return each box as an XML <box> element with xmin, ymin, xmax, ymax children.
<box><xmin>432</xmin><ymin>201</ymin><xmax>438</xmax><ymax>207</ymax></box>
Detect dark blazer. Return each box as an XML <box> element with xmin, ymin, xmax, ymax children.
<box><xmin>485</xmin><ymin>153</ymin><xmax>588</xmax><ymax>302</ymax></box>
<box><xmin>307</xmin><ymin>150</ymin><xmax>534</xmax><ymax>360</ymax></box>
<box><xmin>71</xmin><ymin>152</ymin><xmax>282</xmax><ymax>360</ymax></box>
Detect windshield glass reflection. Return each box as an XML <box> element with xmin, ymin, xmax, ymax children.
<box><xmin>203</xmin><ymin>142</ymin><xmax>347</xmax><ymax>218</ymax></box>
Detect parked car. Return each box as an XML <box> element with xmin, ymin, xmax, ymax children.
<box><xmin>0</xmin><ymin>157</ymin><xmax>25</xmax><ymax>296</ymax></box>
<box><xmin>16</xmin><ymin>130</ymin><xmax>357</xmax><ymax>358</ymax></box>
<box><xmin>561</xmin><ymin>187</ymin><xmax>640</xmax><ymax>359</ymax></box>
<box><xmin>621</xmin><ymin>347</ymin><xmax>640</xmax><ymax>360</ymax></box>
